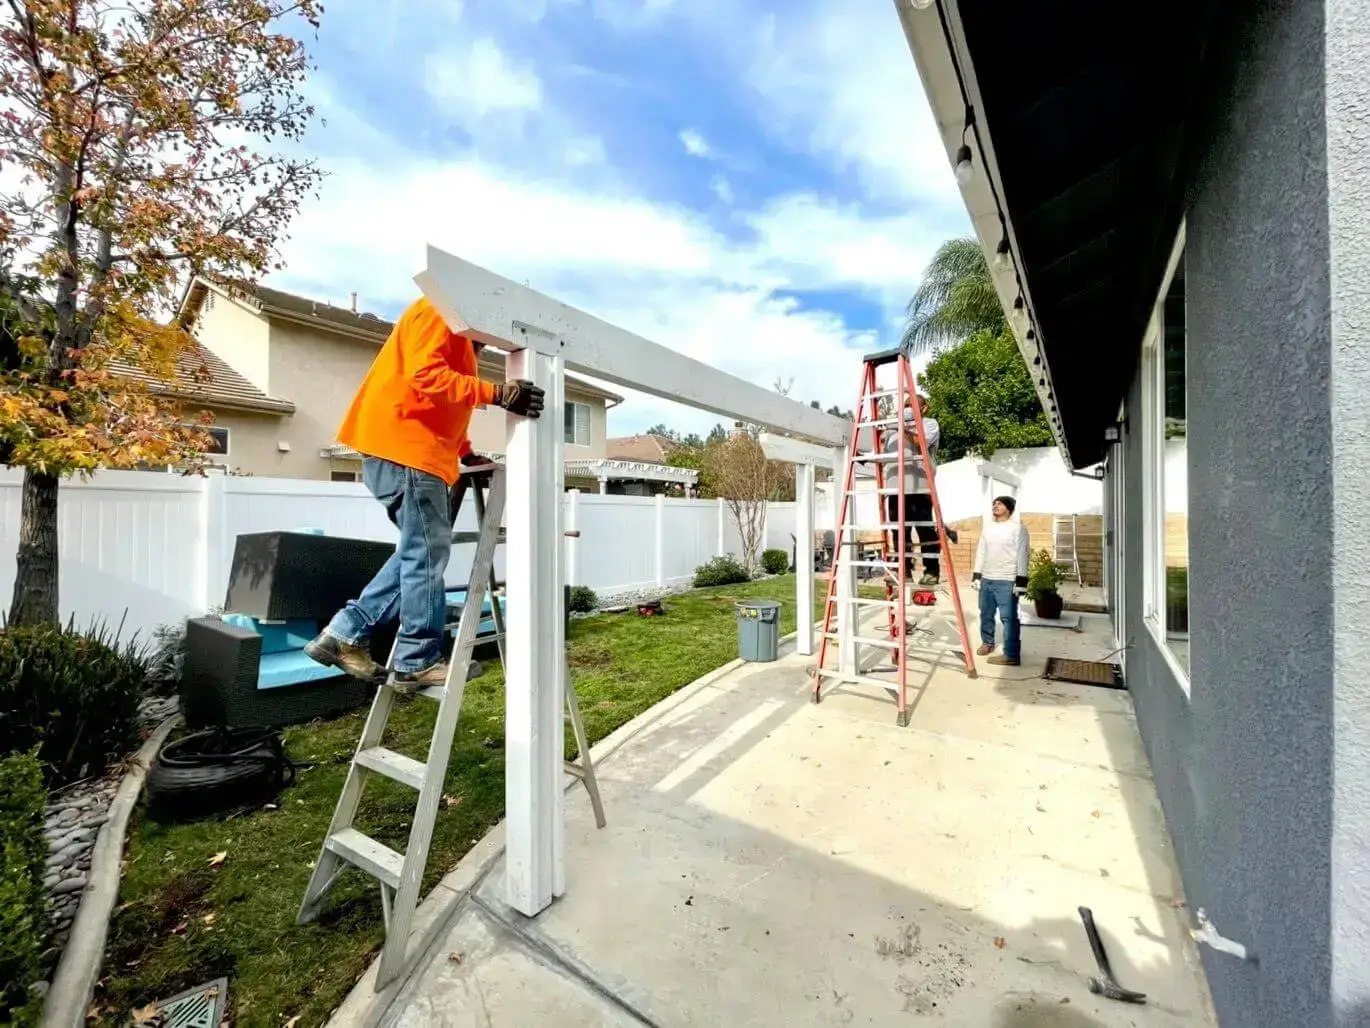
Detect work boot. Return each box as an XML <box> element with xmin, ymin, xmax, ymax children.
<box><xmin>988</xmin><ymin>654</ymin><xmax>1020</xmax><ymax>667</ymax></box>
<box><xmin>919</xmin><ymin>573</ymin><xmax>939</xmax><ymax>587</ymax></box>
<box><xmin>391</xmin><ymin>661</ymin><xmax>451</xmax><ymax>695</ymax></box>
<box><xmin>305</xmin><ymin>632</ymin><xmax>382</xmax><ymax>682</ymax></box>
<box><xmin>976</xmin><ymin>643</ymin><xmax>993</xmax><ymax>656</ymax></box>
<box><xmin>945</xmin><ymin>528</ymin><xmax>959</xmax><ymax>545</ymax></box>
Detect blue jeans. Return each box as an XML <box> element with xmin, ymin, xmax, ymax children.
<box><xmin>325</xmin><ymin>458</ymin><xmax>452</xmax><ymax>673</ymax></box>
<box><xmin>979</xmin><ymin>580</ymin><xmax>1020</xmax><ymax>660</ymax></box>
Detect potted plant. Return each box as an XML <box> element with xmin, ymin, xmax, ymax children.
<box><xmin>1027</xmin><ymin>549</ymin><xmax>1064</xmax><ymax>619</ymax></box>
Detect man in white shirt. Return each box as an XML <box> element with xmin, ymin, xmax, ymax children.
<box><xmin>883</xmin><ymin>396</ymin><xmax>945</xmax><ymax>586</ymax></box>
<box><xmin>971</xmin><ymin>495</ymin><xmax>1030</xmax><ymax>666</ymax></box>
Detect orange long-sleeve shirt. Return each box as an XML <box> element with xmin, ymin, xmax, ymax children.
<box><xmin>337</xmin><ymin>297</ymin><xmax>499</xmax><ymax>486</ymax></box>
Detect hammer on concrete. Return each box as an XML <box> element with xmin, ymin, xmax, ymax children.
<box><xmin>1078</xmin><ymin>906</ymin><xmax>1147</xmax><ymax>1004</ymax></box>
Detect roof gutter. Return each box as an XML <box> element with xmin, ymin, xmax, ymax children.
<box><xmin>894</xmin><ymin>0</ymin><xmax>1076</xmax><ymax>468</ymax></box>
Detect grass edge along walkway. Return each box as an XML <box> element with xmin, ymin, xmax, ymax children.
<box><xmin>93</xmin><ymin>576</ymin><xmax>822</xmax><ymax>1028</ymax></box>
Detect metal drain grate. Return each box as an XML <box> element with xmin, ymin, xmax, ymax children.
<box><xmin>138</xmin><ymin>978</ymin><xmax>228</xmax><ymax>1028</ymax></box>
<box><xmin>1042</xmin><ymin>657</ymin><xmax>1125</xmax><ymax>690</ymax></box>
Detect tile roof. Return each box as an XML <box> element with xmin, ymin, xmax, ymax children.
<box><xmin>606</xmin><ymin>434</ymin><xmax>672</xmax><ymax>463</ymax></box>
<box><xmin>109</xmin><ymin>341</ymin><xmax>295</xmax><ymax>415</ymax></box>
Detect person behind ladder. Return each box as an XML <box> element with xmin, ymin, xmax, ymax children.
<box><xmin>305</xmin><ymin>296</ymin><xmax>545</xmax><ymax>692</ymax></box>
<box><xmin>971</xmin><ymin>495</ymin><xmax>1030</xmax><ymax>667</ymax></box>
<box><xmin>883</xmin><ymin>395</ymin><xmax>945</xmax><ymax>586</ymax></box>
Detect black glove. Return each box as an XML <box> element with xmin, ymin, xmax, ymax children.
<box><xmin>972</xmin><ymin>572</ymin><xmax>982</xmax><ymax>583</ymax></box>
<box><xmin>497</xmin><ymin>379</ymin><xmax>545</xmax><ymax>419</ymax></box>
<box><xmin>1014</xmin><ymin>575</ymin><xmax>1028</xmax><ymax>596</ymax></box>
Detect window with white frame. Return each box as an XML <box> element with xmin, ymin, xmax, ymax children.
<box><xmin>1143</xmin><ymin>239</ymin><xmax>1189</xmax><ymax>678</ymax></box>
<box><xmin>564</xmin><ymin>400</ymin><xmax>591</xmax><ymax>447</ymax></box>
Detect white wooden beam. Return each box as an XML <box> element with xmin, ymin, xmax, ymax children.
<box><xmin>502</xmin><ymin>349</ymin><xmax>566</xmax><ymax>916</ymax></box>
<box><xmin>795</xmin><ymin>462</ymin><xmax>816</xmax><ymax>656</ymax></box>
<box><xmin>759</xmin><ymin>432</ymin><xmax>837</xmax><ymax>468</ymax></box>
<box><xmin>416</xmin><ymin>248</ymin><xmax>849</xmax><ymax>447</ymax></box>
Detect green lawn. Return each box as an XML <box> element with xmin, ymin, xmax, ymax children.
<box><xmin>95</xmin><ymin>576</ymin><xmax>822</xmax><ymax>1028</ymax></box>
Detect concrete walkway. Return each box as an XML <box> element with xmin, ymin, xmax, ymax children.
<box><xmin>334</xmin><ymin>608</ymin><xmax>1215</xmax><ymax>1027</ymax></box>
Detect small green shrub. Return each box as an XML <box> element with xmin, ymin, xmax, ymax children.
<box><xmin>567</xmin><ymin>585</ymin><xmax>599</xmax><ymax>614</ymax></box>
<box><xmin>1026</xmin><ymin>549</ymin><xmax>1063</xmax><ymax>602</ymax></box>
<box><xmin>0</xmin><ymin>750</ymin><xmax>49</xmax><ymax>1026</ymax></box>
<box><xmin>694</xmin><ymin>555</ymin><xmax>751</xmax><ymax>588</ymax></box>
<box><xmin>760</xmin><ymin>549</ymin><xmax>789</xmax><ymax>575</ymax></box>
<box><xmin>0</xmin><ymin>619</ymin><xmax>148</xmax><ymax>784</ymax></box>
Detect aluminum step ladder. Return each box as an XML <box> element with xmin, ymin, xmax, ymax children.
<box><xmin>1053</xmin><ymin>514</ymin><xmax>1081</xmax><ymax>582</ymax></box>
<box><xmin>811</xmin><ymin>348</ymin><xmax>977</xmax><ymax>726</ymax></box>
<box><xmin>297</xmin><ymin>465</ymin><xmax>605</xmax><ymax>990</ymax></box>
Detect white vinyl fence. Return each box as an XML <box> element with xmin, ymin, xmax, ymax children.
<box><xmin>0</xmin><ymin>469</ymin><xmax>800</xmax><ymax>642</ymax></box>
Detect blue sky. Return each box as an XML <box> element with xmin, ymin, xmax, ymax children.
<box><xmin>268</xmin><ymin>0</ymin><xmax>970</xmax><ymax>435</ymax></box>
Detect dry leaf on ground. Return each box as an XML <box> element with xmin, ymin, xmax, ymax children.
<box><xmin>208</xmin><ymin>851</ymin><xmax>228</xmax><ymax>867</ymax></box>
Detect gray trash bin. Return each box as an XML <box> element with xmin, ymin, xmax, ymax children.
<box><xmin>736</xmin><ymin>600</ymin><xmax>782</xmax><ymax>662</ymax></box>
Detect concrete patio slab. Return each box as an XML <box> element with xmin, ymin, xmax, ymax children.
<box><xmin>335</xmin><ymin>612</ymin><xmax>1215</xmax><ymax>1027</ymax></box>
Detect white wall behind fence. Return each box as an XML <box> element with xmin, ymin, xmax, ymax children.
<box><xmin>0</xmin><ymin>469</ymin><xmax>800</xmax><ymax>642</ymax></box>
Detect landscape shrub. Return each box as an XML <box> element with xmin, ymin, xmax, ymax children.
<box><xmin>760</xmin><ymin>549</ymin><xmax>789</xmax><ymax>575</ymax></box>
<box><xmin>0</xmin><ymin>619</ymin><xmax>148</xmax><ymax>783</ymax></box>
<box><xmin>0</xmin><ymin>750</ymin><xmax>49</xmax><ymax>1026</ymax></box>
<box><xmin>1026</xmin><ymin>549</ymin><xmax>1062</xmax><ymax>602</ymax></box>
<box><xmin>693</xmin><ymin>555</ymin><xmax>751</xmax><ymax>588</ymax></box>
<box><xmin>567</xmin><ymin>585</ymin><xmax>599</xmax><ymax>614</ymax></box>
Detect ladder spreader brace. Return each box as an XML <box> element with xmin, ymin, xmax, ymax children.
<box><xmin>297</xmin><ymin>465</ymin><xmax>606</xmax><ymax>990</ymax></box>
<box><xmin>811</xmin><ymin>349</ymin><xmax>977</xmax><ymax>726</ymax></box>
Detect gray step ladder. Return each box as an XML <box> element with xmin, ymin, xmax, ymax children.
<box><xmin>297</xmin><ymin>465</ymin><xmax>605</xmax><ymax>990</ymax></box>
<box><xmin>1053</xmin><ymin>514</ymin><xmax>1081</xmax><ymax>582</ymax></box>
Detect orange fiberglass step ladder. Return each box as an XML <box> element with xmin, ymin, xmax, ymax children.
<box><xmin>810</xmin><ymin>347</ymin><xmax>977</xmax><ymax>726</ymax></box>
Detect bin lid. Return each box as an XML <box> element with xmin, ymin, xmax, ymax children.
<box><xmin>736</xmin><ymin>600</ymin><xmax>782</xmax><ymax>613</ymax></box>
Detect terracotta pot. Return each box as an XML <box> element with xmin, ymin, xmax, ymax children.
<box><xmin>1034</xmin><ymin>591</ymin><xmax>1064</xmax><ymax>620</ymax></box>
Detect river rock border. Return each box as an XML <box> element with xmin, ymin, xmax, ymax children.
<box><xmin>41</xmin><ymin>705</ymin><xmax>181</xmax><ymax>1028</ymax></box>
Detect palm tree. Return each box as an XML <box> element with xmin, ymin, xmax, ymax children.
<box><xmin>900</xmin><ymin>237</ymin><xmax>1006</xmax><ymax>355</ymax></box>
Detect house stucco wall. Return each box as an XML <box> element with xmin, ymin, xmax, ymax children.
<box><xmin>1112</xmin><ymin>1</ymin><xmax>1356</xmax><ymax>1023</ymax></box>
<box><xmin>1327</xmin><ymin>0</ymin><xmax>1370</xmax><ymax>1018</ymax></box>
<box><xmin>192</xmin><ymin>287</ymin><xmax>272</xmax><ymax>393</ymax></box>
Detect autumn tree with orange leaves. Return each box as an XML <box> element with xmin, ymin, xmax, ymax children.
<box><xmin>0</xmin><ymin>0</ymin><xmax>324</xmax><ymax>624</ymax></box>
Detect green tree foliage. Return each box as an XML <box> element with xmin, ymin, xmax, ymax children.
<box><xmin>901</xmin><ymin>237</ymin><xmax>1006</xmax><ymax>354</ymax></box>
<box><xmin>918</xmin><ymin>329</ymin><xmax>1052</xmax><ymax>461</ymax></box>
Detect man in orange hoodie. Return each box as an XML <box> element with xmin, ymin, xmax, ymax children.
<box><xmin>305</xmin><ymin>296</ymin><xmax>544</xmax><ymax>691</ymax></box>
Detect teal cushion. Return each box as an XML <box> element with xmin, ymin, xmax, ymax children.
<box><xmin>258</xmin><ymin>650</ymin><xmax>346</xmax><ymax>690</ymax></box>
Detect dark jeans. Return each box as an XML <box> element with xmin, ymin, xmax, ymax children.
<box><xmin>884</xmin><ymin>493</ymin><xmax>939</xmax><ymax>577</ymax></box>
<box><xmin>325</xmin><ymin>457</ymin><xmax>452</xmax><ymax>673</ymax></box>
<box><xmin>978</xmin><ymin>579</ymin><xmax>1021</xmax><ymax>660</ymax></box>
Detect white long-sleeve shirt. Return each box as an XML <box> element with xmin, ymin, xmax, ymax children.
<box><xmin>974</xmin><ymin>518</ymin><xmax>1029</xmax><ymax>581</ymax></box>
<box><xmin>880</xmin><ymin>414</ymin><xmax>939</xmax><ymax>493</ymax></box>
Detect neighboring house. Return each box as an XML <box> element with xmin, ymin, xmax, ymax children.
<box><xmin>600</xmin><ymin>434</ymin><xmax>697</xmax><ymax>496</ymax></box>
<box><xmin>900</xmin><ymin>2</ymin><xmax>1365</xmax><ymax>1026</ymax></box>
<box><xmin>168</xmin><ymin>278</ymin><xmax>625</xmax><ymax>482</ymax></box>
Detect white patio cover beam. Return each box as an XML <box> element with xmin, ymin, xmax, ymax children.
<box><xmin>417</xmin><ymin>247</ymin><xmax>849</xmax><ymax>447</ymax></box>
<box><xmin>758</xmin><ymin>433</ymin><xmax>836</xmax><ymax>468</ymax></box>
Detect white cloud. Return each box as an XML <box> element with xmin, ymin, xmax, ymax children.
<box><xmin>745</xmin><ymin>6</ymin><xmax>958</xmax><ymax>206</ymax></box>
<box><xmin>709</xmin><ymin>174</ymin><xmax>734</xmax><ymax>205</ymax></box>
<box><xmin>424</xmin><ymin>37</ymin><xmax>543</xmax><ymax>122</ymax></box>
<box><xmin>678</xmin><ymin>128</ymin><xmax>711</xmax><ymax>158</ymax></box>
<box><xmin>267</xmin><ymin>146</ymin><xmax>935</xmax><ymax>432</ymax></box>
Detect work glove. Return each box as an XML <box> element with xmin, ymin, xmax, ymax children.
<box><xmin>497</xmin><ymin>379</ymin><xmax>545</xmax><ymax>419</ymax></box>
<box><xmin>1013</xmin><ymin>576</ymin><xmax>1028</xmax><ymax>598</ymax></box>
<box><xmin>971</xmin><ymin>572</ymin><xmax>981</xmax><ymax>592</ymax></box>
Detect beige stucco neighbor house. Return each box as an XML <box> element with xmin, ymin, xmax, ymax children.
<box><xmin>166</xmin><ymin>278</ymin><xmax>632</xmax><ymax>483</ymax></box>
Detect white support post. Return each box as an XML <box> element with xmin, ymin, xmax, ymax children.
<box><xmin>565</xmin><ymin>490</ymin><xmax>581</xmax><ymax>588</ymax></box>
<box><xmin>598</xmin><ymin>477</ymin><xmax>608</xmax><ymax>495</ymax></box>
<box><xmin>795</xmin><ymin>462</ymin><xmax>816</xmax><ymax>656</ymax></box>
<box><xmin>654</xmin><ymin>493</ymin><xmax>666</xmax><ymax>586</ymax></box>
<box><xmin>503</xmin><ymin>349</ymin><xmax>567</xmax><ymax>916</ymax></box>
<box><xmin>716</xmin><ymin>497</ymin><xmax>727</xmax><ymax>556</ymax></box>
<box><xmin>199</xmin><ymin>474</ymin><xmax>229</xmax><ymax>614</ymax></box>
<box><xmin>833</xmin><ymin>445</ymin><xmax>857</xmax><ymax>677</ymax></box>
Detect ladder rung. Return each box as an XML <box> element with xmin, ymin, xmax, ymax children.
<box><xmin>826</xmin><ymin>597</ymin><xmax>897</xmax><ymax>608</ymax></box>
<box><xmin>867</xmin><ymin>389</ymin><xmax>899</xmax><ymax>399</ymax></box>
<box><xmin>853</xmin><ymin>453</ymin><xmax>929</xmax><ymax>464</ymax></box>
<box><xmin>814</xmin><ymin>668</ymin><xmax>902</xmax><ymax>691</ymax></box>
<box><xmin>416</xmin><ymin>684</ymin><xmax>447</xmax><ymax>701</ymax></box>
<box><xmin>846</xmin><ymin>487</ymin><xmax>903</xmax><ymax>495</ymax></box>
<box><xmin>355</xmin><ymin>746</ymin><xmax>426</xmax><ymax>790</ymax></box>
<box><xmin>848</xmin><ymin>559</ymin><xmax>899</xmax><ymax>568</ymax></box>
<box><xmin>823</xmin><ymin>632</ymin><xmax>900</xmax><ymax>649</ymax></box>
<box><xmin>840</xmin><ymin>523</ymin><xmax>937</xmax><ymax>531</ymax></box>
<box><xmin>324</xmin><ymin>828</ymin><xmax>404</xmax><ymax>889</ymax></box>
<box><xmin>855</xmin><ymin>417</ymin><xmax>899</xmax><ymax>428</ymax></box>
